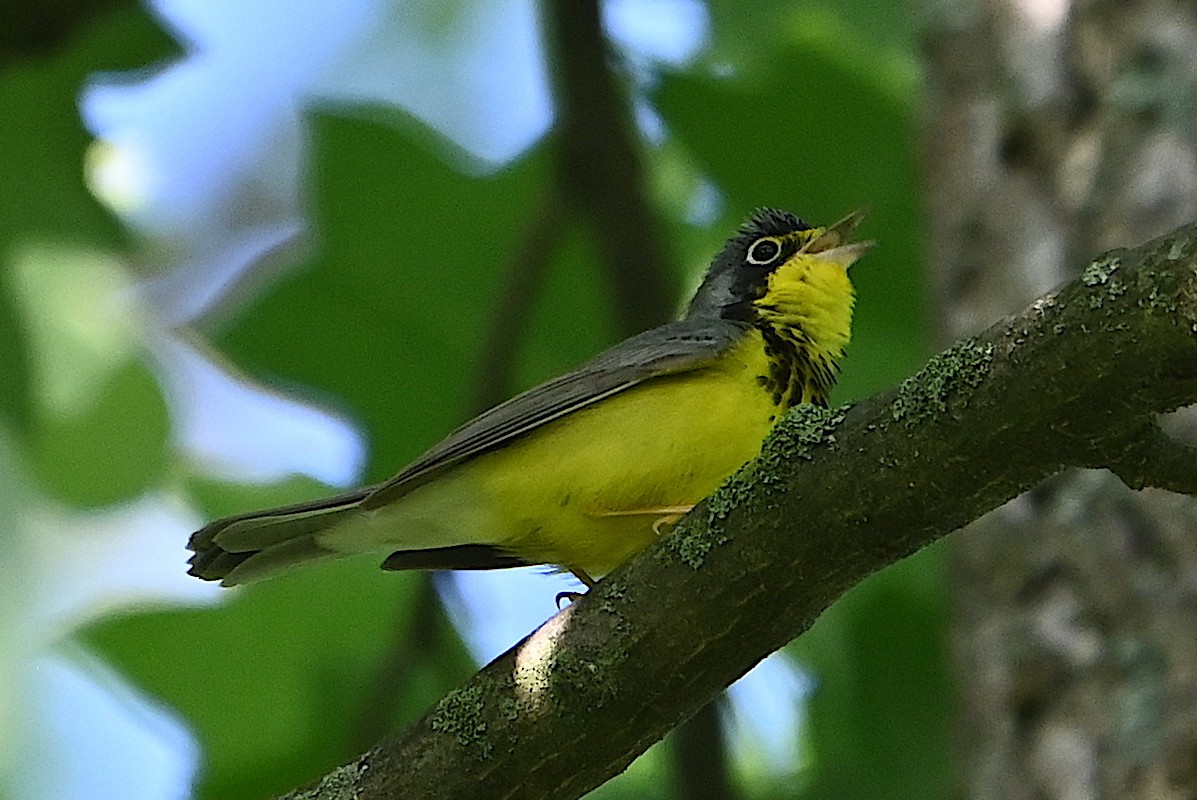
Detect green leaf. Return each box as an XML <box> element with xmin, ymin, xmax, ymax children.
<box><xmin>85</xmin><ymin>562</ymin><xmax>474</xmax><ymax>800</ymax></box>
<box><xmin>791</xmin><ymin>545</ymin><xmax>955</xmax><ymax>799</ymax></box>
<box><xmin>512</xmin><ymin>222</ymin><xmax>620</xmax><ymax>394</ymax></box>
<box><xmin>27</xmin><ymin>361</ymin><xmax>169</xmax><ymax>507</ymax></box>
<box><xmin>211</xmin><ymin>109</ymin><xmax>552</xmax><ymax>480</ymax></box>
<box><xmin>702</xmin><ymin>0</ymin><xmax>917</xmax><ymax>84</ymax></box>
<box><xmin>0</xmin><ymin>271</ymin><xmax>32</xmax><ymax>433</ymax></box>
<box><xmin>0</xmin><ymin>6</ymin><xmax>177</xmax><ymax>435</ymax></box>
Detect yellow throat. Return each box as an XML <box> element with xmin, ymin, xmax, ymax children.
<box><xmin>750</xmin><ymin>245</ymin><xmax>857</xmax><ymax>408</ymax></box>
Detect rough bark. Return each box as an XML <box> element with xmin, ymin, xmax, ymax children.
<box><xmin>924</xmin><ymin>0</ymin><xmax>1197</xmax><ymax>796</ymax></box>
<box><xmin>278</xmin><ymin>220</ymin><xmax>1197</xmax><ymax>800</ymax></box>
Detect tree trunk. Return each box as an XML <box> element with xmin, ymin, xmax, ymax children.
<box><xmin>924</xmin><ymin>1</ymin><xmax>1197</xmax><ymax>796</ymax></box>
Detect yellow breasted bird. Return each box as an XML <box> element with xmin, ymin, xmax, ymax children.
<box><xmin>187</xmin><ymin>209</ymin><xmax>871</xmax><ymax>589</ymax></box>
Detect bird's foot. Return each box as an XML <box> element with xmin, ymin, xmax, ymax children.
<box><xmin>556</xmin><ymin>567</ymin><xmax>598</xmax><ymax>609</ymax></box>
<box><xmin>556</xmin><ymin>591</ymin><xmax>583</xmax><ymax>608</ymax></box>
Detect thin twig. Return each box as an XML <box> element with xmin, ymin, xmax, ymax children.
<box><xmin>350</xmin><ymin>576</ymin><xmax>464</xmax><ymax>751</ymax></box>
<box><xmin>470</xmin><ymin>194</ymin><xmax>567</xmax><ymax>409</ymax></box>
<box><xmin>547</xmin><ymin>0</ymin><xmax>677</xmax><ymax>334</ymax></box>
<box><xmin>546</xmin><ymin>1</ymin><xmax>730</xmax><ymax>790</ymax></box>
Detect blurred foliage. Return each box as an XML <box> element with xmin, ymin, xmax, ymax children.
<box><xmin>1</xmin><ymin>0</ymin><xmax>956</xmax><ymax>798</ymax></box>
<box><xmin>0</xmin><ymin>6</ymin><xmax>176</xmax><ymax>436</ymax></box>
<box><xmin>218</xmin><ymin>110</ymin><xmax>545</xmax><ymax>478</ymax></box>
<box><xmin>792</xmin><ymin>542</ymin><xmax>954</xmax><ymax>799</ymax></box>
<box><xmin>27</xmin><ymin>361</ymin><xmax>169</xmax><ymax>506</ymax></box>
<box><xmin>87</xmin><ymin>561</ymin><xmax>477</xmax><ymax>799</ymax></box>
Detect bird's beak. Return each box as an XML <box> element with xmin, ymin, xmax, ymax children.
<box><xmin>802</xmin><ymin>208</ymin><xmax>869</xmax><ymax>254</ymax></box>
<box><xmin>809</xmin><ymin>240</ymin><xmax>875</xmax><ymax>270</ymax></box>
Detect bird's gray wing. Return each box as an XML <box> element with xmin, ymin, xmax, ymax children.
<box><xmin>361</xmin><ymin>318</ymin><xmax>750</xmax><ymax>510</ymax></box>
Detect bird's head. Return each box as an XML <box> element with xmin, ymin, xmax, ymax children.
<box><xmin>686</xmin><ymin>208</ymin><xmax>871</xmax><ymax>325</ymax></box>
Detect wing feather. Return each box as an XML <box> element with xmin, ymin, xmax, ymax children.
<box><xmin>361</xmin><ymin>319</ymin><xmax>748</xmax><ymax>509</ymax></box>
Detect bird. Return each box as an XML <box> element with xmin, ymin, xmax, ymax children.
<box><xmin>187</xmin><ymin>208</ymin><xmax>871</xmax><ymax>590</ymax></box>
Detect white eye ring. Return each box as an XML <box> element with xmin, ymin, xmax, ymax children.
<box><xmin>747</xmin><ymin>237</ymin><xmax>783</xmax><ymax>265</ymax></box>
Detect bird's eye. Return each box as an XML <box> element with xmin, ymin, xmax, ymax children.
<box><xmin>747</xmin><ymin>237</ymin><xmax>782</xmax><ymax>265</ymax></box>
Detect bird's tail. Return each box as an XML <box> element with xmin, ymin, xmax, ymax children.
<box><xmin>187</xmin><ymin>489</ymin><xmax>372</xmax><ymax>586</ymax></box>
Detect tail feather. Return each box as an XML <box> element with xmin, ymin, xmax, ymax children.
<box><xmin>187</xmin><ymin>489</ymin><xmax>371</xmax><ymax>586</ymax></box>
<box><xmin>381</xmin><ymin>544</ymin><xmax>528</xmax><ymax>572</ymax></box>
<box><xmin>216</xmin><ymin>533</ymin><xmax>334</xmax><ymax>586</ymax></box>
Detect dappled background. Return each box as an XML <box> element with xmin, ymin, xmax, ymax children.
<box><xmin>0</xmin><ymin>0</ymin><xmax>938</xmax><ymax>798</ymax></box>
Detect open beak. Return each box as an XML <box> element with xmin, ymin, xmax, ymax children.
<box><xmin>809</xmin><ymin>240</ymin><xmax>875</xmax><ymax>270</ymax></box>
<box><xmin>802</xmin><ymin>208</ymin><xmax>873</xmax><ymax>269</ymax></box>
<box><xmin>802</xmin><ymin>208</ymin><xmax>869</xmax><ymax>254</ymax></box>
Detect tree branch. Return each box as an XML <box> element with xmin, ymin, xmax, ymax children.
<box><xmin>546</xmin><ymin>0</ymin><xmax>676</xmax><ymax>333</ymax></box>
<box><xmin>278</xmin><ymin>224</ymin><xmax>1197</xmax><ymax>799</ymax></box>
<box><xmin>1104</xmin><ymin>421</ymin><xmax>1197</xmax><ymax>495</ymax></box>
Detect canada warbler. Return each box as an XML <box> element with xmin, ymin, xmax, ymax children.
<box><xmin>187</xmin><ymin>209</ymin><xmax>870</xmax><ymax>588</ymax></box>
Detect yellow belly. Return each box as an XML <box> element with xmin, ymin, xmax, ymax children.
<box><xmin>321</xmin><ymin>332</ymin><xmax>781</xmax><ymax>577</ymax></box>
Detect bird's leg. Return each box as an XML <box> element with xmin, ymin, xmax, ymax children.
<box><xmin>556</xmin><ymin>567</ymin><xmax>597</xmax><ymax>609</ymax></box>
<box><xmin>556</xmin><ymin>506</ymin><xmax>696</xmax><ymax>607</ymax></box>
<box><xmin>588</xmin><ymin>505</ymin><xmax>696</xmax><ymax>536</ymax></box>
<box><xmin>570</xmin><ymin>568</ymin><xmax>598</xmax><ymax>589</ymax></box>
